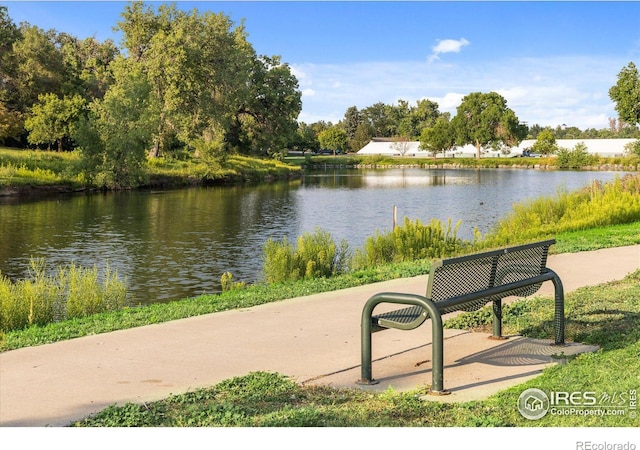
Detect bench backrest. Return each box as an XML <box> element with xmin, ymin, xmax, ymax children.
<box><xmin>426</xmin><ymin>239</ymin><xmax>555</xmax><ymax>315</ymax></box>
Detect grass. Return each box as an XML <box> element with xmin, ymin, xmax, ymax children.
<box><xmin>70</xmin><ymin>270</ymin><xmax>640</xmax><ymax>427</ymax></box>
<box><xmin>0</xmin><ymin>147</ymin><xmax>301</xmax><ymax>192</ymax></box>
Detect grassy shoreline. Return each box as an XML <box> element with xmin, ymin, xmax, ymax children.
<box><xmin>2</xmin><ymin>147</ymin><xmax>639</xmax><ymax>197</ymax></box>
<box><xmin>0</xmin><ymin>147</ymin><xmax>301</xmax><ymax>196</ymax></box>
<box><xmin>1</xmin><ymin>222</ymin><xmax>638</xmax><ymax>353</ymax></box>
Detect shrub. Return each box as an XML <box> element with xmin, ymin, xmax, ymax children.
<box><xmin>220</xmin><ymin>272</ymin><xmax>246</xmax><ymax>292</ymax></box>
<box><xmin>352</xmin><ymin>217</ymin><xmax>468</xmax><ymax>269</ymax></box>
<box><xmin>262</xmin><ymin>228</ymin><xmax>351</xmax><ymax>283</ymax></box>
<box><xmin>0</xmin><ymin>259</ymin><xmax>127</xmax><ymax>333</ymax></box>
<box><xmin>555</xmin><ymin>142</ymin><xmax>598</xmax><ymax>169</ymax></box>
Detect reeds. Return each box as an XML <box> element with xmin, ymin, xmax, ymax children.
<box><xmin>0</xmin><ymin>259</ymin><xmax>127</xmax><ymax>333</ymax></box>
<box><xmin>352</xmin><ymin>217</ymin><xmax>468</xmax><ymax>269</ymax></box>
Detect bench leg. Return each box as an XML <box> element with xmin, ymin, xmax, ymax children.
<box><xmin>550</xmin><ymin>270</ymin><xmax>565</xmax><ymax>345</ymax></box>
<box><xmin>489</xmin><ymin>299</ymin><xmax>507</xmax><ymax>340</ymax></box>
<box><xmin>358</xmin><ymin>311</ymin><xmax>377</xmax><ymax>385</ymax></box>
<box><xmin>358</xmin><ymin>294</ymin><xmax>449</xmax><ymax>394</ymax></box>
<box><xmin>428</xmin><ymin>312</ymin><xmax>449</xmax><ymax>395</ymax></box>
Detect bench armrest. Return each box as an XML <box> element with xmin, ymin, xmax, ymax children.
<box><xmin>362</xmin><ymin>292</ymin><xmax>437</xmax><ymax>331</ymax></box>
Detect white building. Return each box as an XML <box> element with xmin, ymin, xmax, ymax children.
<box><xmin>356</xmin><ymin>138</ymin><xmax>637</xmax><ymax>158</ymax></box>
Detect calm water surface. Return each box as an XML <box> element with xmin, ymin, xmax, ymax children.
<box><xmin>0</xmin><ymin>168</ymin><xmax>628</xmax><ymax>306</ymax></box>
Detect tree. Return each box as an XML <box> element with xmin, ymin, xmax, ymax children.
<box><xmin>350</xmin><ymin>121</ymin><xmax>374</xmax><ymax>152</ymax></box>
<box><xmin>609</xmin><ymin>62</ymin><xmax>640</xmax><ymax>127</ymax></box>
<box><xmin>116</xmin><ymin>3</ymin><xmax>256</xmax><ymax>158</ymax></box>
<box><xmin>116</xmin><ymin>3</ymin><xmax>301</xmax><ymax>160</ymax></box>
<box><xmin>230</xmin><ymin>56</ymin><xmax>301</xmax><ymax>158</ymax></box>
<box><xmin>390</xmin><ymin>137</ymin><xmax>413</xmax><ymax>157</ymax></box>
<box><xmin>11</xmin><ymin>24</ymin><xmax>68</xmax><ymax>110</ymax></box>
<box><xmin>24</xmin><ymin>93</ymin><xmax>86</xmax><ymax>151</ymax></box>
<box><xmin>624</xmin><ymin>140</ymin><xmax>640</xmax><ymax>157</ymax></box>
<box><xmin>419</xmin><ymin>116</ymin><xmax>456</xmax><ymax>156</ymax></box>
<box><xmin>74</xmin><ymin>61</ymin><xmax>154</xmax><ymax>189</ymax></box>
<box><xmin>292</xmin><ymin>122</ymin><xmax>320</xmax><ymax>153</ymax></box>
<box><xmin>317</xmin><ymin>126</ymin><xmax>348</xmax><ymax>154</ymax></box>
<box><xmin>402</xmin><ymin>99</ymin><xmax>441</xmax><ymax>138</ymax></box>
<box><xmin>0</xmin><ymin>6</ymin><xmax>20</xmax><ymax>108</ymax></box>
<box><xmin>530</xmin><ymin>128</ymin><xmax>558</xmax><ymax>155</ymax></box>
<box><xmin>343</xmin><ymin>106</ymin><xmax>361</xmax><ymax>140</ymax></box>
<box><xmin>0</xmin><ymin>102</ymin><xmax>23</xmax><ymax>144</ymax></box>
<box><xmin>361</xmin><ymin>102</ymin><xmax>394</xmax><ymax>137</ymax></box>
<box><xmin>451</xmin><ymin>92</ymin><xmax>526</xmax><ymax>158</ymax></box>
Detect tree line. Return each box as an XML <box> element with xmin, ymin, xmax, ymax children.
<box><xmin>1</xmin><ymin>3</ymin><xmax>302</xmax><ymax>187</ymax></box>
<box><xmin>1</xmin><ymin>3</ymin><xmax>638</xmax><ymax>187</ymax></box>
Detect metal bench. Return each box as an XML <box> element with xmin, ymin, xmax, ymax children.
<box><xmin>358</xmin><ymin>239</ymin><xmax>565</xmax><ymax>395</ymax></box>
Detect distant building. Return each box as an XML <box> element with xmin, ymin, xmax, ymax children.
<box><xmin>356</xmin><ymin>138</ymin><xmax>637</xmax><ymax>158</ymax></box>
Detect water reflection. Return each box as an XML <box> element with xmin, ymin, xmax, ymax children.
<box><xmin>0</xmin><ymin>168</ymin><xmax>629</xmax><ymax>306</ymax></box>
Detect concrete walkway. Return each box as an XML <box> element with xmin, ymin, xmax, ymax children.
<box><xmin>1</xmin><ymin>245</ymin><xmax>638</xmax><ymax>426</ymax></box>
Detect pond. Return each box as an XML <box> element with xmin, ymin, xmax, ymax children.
<box><xmin>0</xmin><ymin>168</ymin><xmax>629</xmax><ymax>306</ymax></box>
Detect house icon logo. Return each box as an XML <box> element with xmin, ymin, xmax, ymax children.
<box><xmin>518</xmin><ymin>388</ymin><xmax>550</xmax><ymax>420</ymax></box>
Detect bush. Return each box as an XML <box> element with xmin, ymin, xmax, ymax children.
<box><xmin>624</xmin><ymin>140</ymin><xmax>640</xmax><ymax>157</ymax></box>
<box><xmin>555</xmin><ymin>142</ymin><xmax>598</xmax><ymax>169</ymax></box>
<box><xmin>352</xmin><ymin>217</ymin><xmax>468</xmax><ymax>269</ymax></box>
<box><xmin>0</xmin><ymin>259</ymin><xmax>127</xmax><ymax>332</ymax></box>
<box><xmin>262</xmin><ymin>228</ymin><xmax>351</xmax><ymax>283</ymax></box>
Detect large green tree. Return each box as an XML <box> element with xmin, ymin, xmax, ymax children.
<box><xmin>74</xmin><ymin>60</ymin><xmax>154</xmax><ymax>189</ymax></box>
<box><xmin>11</xmin><ymin>25</ymin><xmax>68</xmax><ymax>111</ymax></box>
<box><xmin>24</xmin><ymin>93</ymin><xmax>86</xmax><ymax>151</ymax></box>
<box><xmin>609</xmin><ymin>62</ymin><xmax>640</xmax><ymax>127</ymax></box>
<box><xmin>451</xmin><ymin>91</ymin><xmax>526</xmax><ymax>158</ymax></box>
<box><xmin>318</xmin><ymin>126</ymin><xmax>348</xmax><ymax>154</ymax></box>
<box><xmin>116</xmin><ymin>2</ymin><xmax>300</xmax><ymax>159</ymax></box>
<box><xmin>228</xmin><ymin>56</ymin><xmax>301</xmax><ymax>158</ymax></box>
<box><xmin>419</xmin><ymin>116</ymin><xmax>456</xmax><ymax>156</ymax></box>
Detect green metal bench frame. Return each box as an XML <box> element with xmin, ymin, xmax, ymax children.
<box><xmin>358</xmin><ymin>239</ymin><xmax>564</xmax><ymax>395</ymax></box>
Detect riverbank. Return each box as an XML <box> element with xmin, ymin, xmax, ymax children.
<box><xmin>2</xmin><ymin>147</ymin><xmax>639</xmax><ymax>197</ymax></box>
<box><xmin>2</xmin><ymin>221</ymin><xmax>639</xmax><ymax>352</ymax></box>
<box><xmin>300</xmin><ymin>154</ymin><xmax>640</xmax><ymax>171</ymax></box>
<box><xmin>0</xmin><ymin>147</ymin><xmax>302</xmax><ymax>197</ymax></box>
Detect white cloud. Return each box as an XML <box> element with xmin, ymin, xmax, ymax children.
<box><xmin>428</xmin><ymin>38</ymin><xmax>470</xmax><ymax>62</ymax></box>
<box><xmin>424</xmin><ymin>92</ymin><xmax>465</xmax><ymax>110</ymax></box>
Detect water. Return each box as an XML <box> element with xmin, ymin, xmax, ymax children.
<box><xmin>0</xmin><ymin>168</ymin><xmax>628</xmax><ymax>306</ymax></box>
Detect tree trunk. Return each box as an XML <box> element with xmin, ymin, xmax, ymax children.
<box><xmin>148</xmin><ymin>142</ymin><xmax>159</xmax><ymax>158</ymax></box>
<box><xmin>476</xmin><ymin>142</ymin><xmax>482</xmax><ymax>159</ymax></box>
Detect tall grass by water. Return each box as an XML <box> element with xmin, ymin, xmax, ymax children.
<box><xmin>352</xmin><ymin>217</ymin><xmax>471</xmax><ymax>268</ymax></box>
<box><xmin>484</xmin><ymin>174</ymin><xmax>640</xmax><ymax>245</ymax></box>
<box><xmin>262</xmin><ymin>228</ymin><xmax>351</xmax><ymax>283</ymax></box>
<box><xmin>0</xmin><ymin>259</ymin><xmax>126</xmax><ymax>333</ymax></box>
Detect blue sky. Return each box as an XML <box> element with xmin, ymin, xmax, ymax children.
<box><xmin>4</xmin><ymin>1</ymin><xmax>640</xmax><ymax>129</ymax></box>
